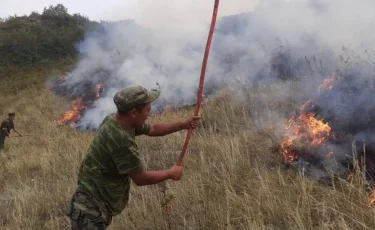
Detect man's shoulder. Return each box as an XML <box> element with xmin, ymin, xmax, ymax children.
<box><xmin>93</xmin><ymin>117</ymin><xmax>133</xmax><ymax>148</ymax></box>
<box><xmin>1</xmin><ymin>118</ymin><xmax>9</xmax><ymax>126</ymax></box>
<box><xmin>98</xmin><ymin>115</ymin><xmax>117</xmax><ymax>130</ymax></box>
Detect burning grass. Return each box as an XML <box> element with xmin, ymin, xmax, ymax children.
<box><xmin>2</xmin><ymin>66</ymin><xmax>375</xmax><ymax>229</ymax></box>
<box><xmin>279</xmin><ymin>100</ymin><xmax>332</xmax><ymax>164</ymax></box>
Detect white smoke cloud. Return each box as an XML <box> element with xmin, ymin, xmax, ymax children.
<box><xmin>61</xmin><ymin>0</ymin><xmax>375</xmax><ymax>130</ymax></box>
<box><xmin>101</xmin><ymin>0</ymin><xmax>260</xmax><ymax>32</ymax></box>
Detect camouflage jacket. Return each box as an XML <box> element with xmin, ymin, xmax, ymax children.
<box><xmin>76</xmin><ymin>114</ymin><xmax>150</xmax><ymax>216</ymax></box>
<box><xmin>0</xmin><ymin>118</ymin><xmax>14</xmax><ymax>136</ymax></box>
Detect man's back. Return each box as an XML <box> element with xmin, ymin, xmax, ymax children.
<box><xmin>0</xmin><ymin>118</ymin><xmax>14</xmax><ymax>136</ymax></box>
<box><xmin>76</xmin><ymin>114</ymin><xmax>150</xmax><ymax>216</ymax></box>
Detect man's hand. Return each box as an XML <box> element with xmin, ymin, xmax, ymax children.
<box><xmin>183</xmin><ymin>116</ymin><xmax>201</xmax><ymax>130</ymax></box>
<box><xmin>168</xmin><ymin>165</ymin><xmax>184</xmax><ymax>180</ymax></box>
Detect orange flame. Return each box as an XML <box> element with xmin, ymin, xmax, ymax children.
<box><xmin>53</xmin><ymin>82</ymin><xmax>103</xmax><ymax>126</ymax></box>
<box><xmin>280</xmin><ymin>111</ymin><xmax>331</xmax><ymax>163</ymax></box>
<box><xmin>53</xmin><ymin>97</ymin><xmax>86</xmax><ymax>125</ymax></box>
<box><xmin>326</xmin><ymin>151</ymin><xmax>334</xmax><ymax>159</ymax></box>
<box><xmin>280</xmin><ymin>138</ymin><xmax>299</xmax><ymax>163</ymax></box>
<box><xmin>96</xmin><ymin>83</ymin><xmax>103</xmax><ymax>98</ymax></box>
<box><xmin>279</xmin><ymin>73</ymin><xmax>375</xmax><ymax>206</ymax></box>
<box><xmin>280</xmin><ymin>77</ymin><xmax>333</xmax><ymax>163</ymax></box>
<box><xmin>318</xmin><ymin>73</ymin><xmax>336</xmax><ymax>92</ymax></box>
<box><xmin>298</xmin><ymin>112</ymin><xmax>331</xmax><ymax>145</ymax></box>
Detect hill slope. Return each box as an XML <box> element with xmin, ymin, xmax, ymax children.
<box><xmin>1</xmin><ymin>62</ymin><xmax>375</xmax><ymax>230</ymax></box>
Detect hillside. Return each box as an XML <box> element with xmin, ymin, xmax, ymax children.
<box><xmin>2</xmin><ymin>3</ymin><xmax>375</xmax><ymax>230</ymax></box>
<box><xmin>1</xmin><ymin>61</ymin><xmax>375</xmax><ymax>230</ymax></box>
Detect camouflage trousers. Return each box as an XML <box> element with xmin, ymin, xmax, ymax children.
<box><xmin>0</xmin><ymin>135</ymin><xmax>5</xmax><ymax>149</ymax></box>
<box><xmin>67</xmin><ymin>191</ymin><xmax>112</xmax><ymax>230</ymax></box>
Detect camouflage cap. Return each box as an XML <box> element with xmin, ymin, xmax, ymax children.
<box><xmin>113</xmin><ymin>85</ymin><xmax>160</xmax><ymax>112</ymax></box>
<box><xmin>8</xmin><ymin>112</ymin><xmax>15</xmax><ymax>116</ymax></box>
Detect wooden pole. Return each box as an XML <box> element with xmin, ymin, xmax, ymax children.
<box><xmin>177</xmin><ymin>0</ymin><xmax>220</xmax><ymax>166</ymax></box>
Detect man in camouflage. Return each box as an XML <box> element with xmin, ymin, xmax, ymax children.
<box><xmin>0</xmin><ymin>112</ymin><xmax>22</xmax><ymax>149</ymax></box>
<box><xmin>66</xmin><ymin>85</ymin><xmax>200</xmax><ymax>230</ymax></box>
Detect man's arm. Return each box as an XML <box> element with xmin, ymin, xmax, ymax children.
<box><xmin>2</xmin><ymin>128</ymin><xmax>9</xmax><ymax>137</ymax></box>
<box><xmin>129</xmin><ymin>165</ymin><xmax>183</xmax><ymax>186</ymax></box>
<box><xmin>147</xmin><ymin>116</ymin><xmax>200</xmax><ymax>137</ymax></box>
<box><xmin>147</xmin><ymin>121</ymin><xmax>186</xmax><ymax>137</ymax></box>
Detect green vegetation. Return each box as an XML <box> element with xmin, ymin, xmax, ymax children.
<box><xmin>0</xmin><ymin>4</ymin><xmax>98</xmax><ymax>66</ymax></box>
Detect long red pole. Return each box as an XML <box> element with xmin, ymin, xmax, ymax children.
<box><xmin>177</xmin><ymin>0</ymin><xmax>220</xmax><ymax>166</ymax></box>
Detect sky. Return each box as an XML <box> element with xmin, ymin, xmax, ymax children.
<box><xmin>0</xmin><ymin>0</ymin><xmax>261</xmax><ymax>28</ymax></box>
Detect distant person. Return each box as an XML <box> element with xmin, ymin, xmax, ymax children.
<box><xmin>66</xmin><ymin>85</ymin><xmax>200</xmax><ymax>230</ymax></box>
<box><xmin>0</xmin><ymin>112</ymin><xmax>23</xmax><ymax>149</ymax></box>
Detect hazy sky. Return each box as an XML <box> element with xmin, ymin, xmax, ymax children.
<box><xmin>0</xmin><ymin>0</ymin><xmax>260</xmax><ymax>28</ymax></box>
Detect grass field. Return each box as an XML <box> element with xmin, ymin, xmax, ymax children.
<box><xmin>1</xmin><ymin>61</ymin><xmax>375</xmax><ymax>230</ymax></box>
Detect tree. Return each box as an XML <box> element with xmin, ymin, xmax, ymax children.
<box><xmin>42</xmin><ymin>4</ymin><xmax>68</xmax><ymax>17</ymax></box>
<box><xmin>0</xmin><ymin>4</ymin><xmax>99</xmax><ymax>66</ymax></box>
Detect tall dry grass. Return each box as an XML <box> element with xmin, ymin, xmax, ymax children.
<box><xmin>1</xmin><ymin>65</ymin><xmax>375</xmax><ymax>230</ymax></box>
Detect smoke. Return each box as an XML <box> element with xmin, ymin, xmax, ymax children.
<box><xmin>100</xmin><ymin>0</ymin><xmax>259</xmax><ymax>33</ymax></box>
<box><xmin>57</xmin><ymin>0</ymin><xmax>375</xmax><ymax>144</ymax></box>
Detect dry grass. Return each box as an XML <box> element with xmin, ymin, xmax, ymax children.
<box><xmin>1</xmin><ymin>65</ymin><xmax>375</xmax><ymax>230</ymax></box>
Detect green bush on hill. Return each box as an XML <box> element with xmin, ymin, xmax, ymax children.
<box><xmin>0</xmin><ymin>4</ymin><xmax>98</xmax><ymax>66</ymax></box>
